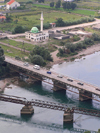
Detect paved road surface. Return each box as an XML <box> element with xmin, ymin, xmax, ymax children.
<box><xmin>5</xmin><ymin>56</ymin><xmax>100</xmax><ymax>97</ymax></box>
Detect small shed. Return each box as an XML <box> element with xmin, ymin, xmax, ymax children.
<box><xmin>49</xmin><ymin>23</ymin><xmax>56</xmax><ymax>28</ymax></box>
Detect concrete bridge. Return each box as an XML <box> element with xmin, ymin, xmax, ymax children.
<box><xmin>0</xmin><ymin>94</ymin><xmax>100</xmax><ymax>124</ymax></box>
<box><xmin>5</xmin><ymin>56</ymin><xmax>100</xmax><ymax>102</ymax></box>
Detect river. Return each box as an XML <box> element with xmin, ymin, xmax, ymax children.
<box><xmin>0</xmin><ymin>52</ymin><xmax>100</xmax><ymax>133</ymax></box>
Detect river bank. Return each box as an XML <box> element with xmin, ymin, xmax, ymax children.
<box><xmin>49</xmin><ymin>43</ymin><xmax>100</xmax><ymax>66</ymax></box>
<box><xmin>0</xmin><ymin>76</ymin><xmax>19</xmax><ymax>92</ymax></box>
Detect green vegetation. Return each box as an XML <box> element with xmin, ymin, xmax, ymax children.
<box><xmin>29</xmin><ymin>45</ymin><xmax>53</xmax><ymax>66</ymax></box>
<box><xmin>57</xmin><ymin>33</ymin><xmax>100</xmax><ymax>58</ymax></box>
<box><xmin>0</xmin><ymin>39</ymin><xmax>34</xmax><ymax>51</ymax></box>
<box><xmin>56</xmin><ymin>17</ymin><xmax>94</xmax><ymax>27</ymax></box>
<box><xmin>0</xmin><ymin>9</ymin><xmax>86</xmax><ymax>32</ymax></box>
<box><xmin>0</xmin><ymin>46</ymin><xmax>9</xmax><ymax>77</ymax></box>
<box><xmin>0</xmin><ymin>44</ymin><xmax>28</xmax><ymax>58</ymax></box>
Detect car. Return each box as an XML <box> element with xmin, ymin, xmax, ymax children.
<box><xmin>23</xmin><ymin>62</ymin><xmax>29</xmax><ymax>66</ymax></box>
<box><xmin>33</xmin><ymin>65</ymin><xmax>40</xmax><ymax>70</ymax></box>
<box><xmin>57</xmin><ymin>74</ymin><xmax>63</xmax><ymax>78</ymax></box>
<box><xmin>67</xmin><ymin>78</ymin><xmax>73</xmax><ymax>82</ymax></box>
<box><xmin>77</xmin><ymin>82</ymin><xmax>84</xmax><ymax>86</ymax></box>
<box><xmin>96</xmin><ymin>88</ymin><xmax>100</xmax><ymax>91</ymax></box>
<box><xmin>47</xmin><ymin>71</ymin><xmax>51</xmax><ymax>74</ymax></box>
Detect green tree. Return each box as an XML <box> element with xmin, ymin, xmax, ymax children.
<box><xmin>62</xmin><ymin>2</ymin><xmax>67</xmax><ymax>10</ymax></box>
<box><xmin>56</xmin><ymin>18</ymin><xmax>65</xmax><ymax>27</ymax></box>
<box><xmin>12</xmin><ymin>25</ymin><xmax>28</xmax><ymax>34</ymax></box>
<box><xmin>50</xmin><ymin>2</ymin><xmax>54</xmax><ymax>7</ymax></box>
<box><xmin>29</xmin><ymin>55</ymin><xmax>45</xmax><ymax>66</ymax></box>
<box><xmin>98</xmin><ymin>129</ymin><xmax>100</xmax><ymax>133</ymax></box>
<box><xmin>84</xmin><ymin>131</ymin><xmax>91</xmax><ymax>133</ymax></box>
<box><xmin>70</xmin><ymin>2</ymin><xmax>77</xmax><ymax>10</ymax></box>
<box><xmin>0</xmin><ymin>46</ymin><xmax>9</xmax><ymax>77</ymax></box>
<box><xmin>66</xmin><ymin>2</ymin><xmax>71</xmax><ymax>10</ymax></box>
<box><xmin>38</xmin><ymin>0</ymin><xmax>44</xmax><ymax>3</ymax></box>
<box><xmin>29</xmin><ymin>46</ymin><xmax>53</xmax><ymax>63</ymax></box>
<box><xmin>6</xmin><ymin>13</ymin><xmax>12</xmax><ymax>22</ymax></box>
<box><xmin>55</xmin><ymin>0</ymin><xmax>61</xmax><ymax>8</ymax></box>
<box><xmin>0</xmin><ymin>46</ymin><xmax>5</xmax><ymax>65</ymax></box>
<box><xmin>58</xmin><ymin>48</ymin><xmax>64</xmax><ymax>56</ymax></box>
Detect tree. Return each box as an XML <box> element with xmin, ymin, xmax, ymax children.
<box><xmin>29</xmin><ymin>46</ymin><xmax>53</xmax><ymax>64</ymax></box>
<box><xmin>55</xmin><ymin>0</ymin><xmax>61</xmax><ymax>8</ymax></box>
<box><xmin>38</xmin><ymin>0</ymin><xmax>44</xmax><ymax>3</ymax></box>
<box><xmin>29</xmin><ymin>55</ymin><xmax>45</xmax><ymax>66</ymax></box>
<box><xmin>62</xmin><ymin>2</ymin><xmax>67</xmax><ymax>10</ymax></box>
<box><xmin>12</xmin><ymin>25</ymin><xmax>28</xmax><ymax>34</ymax></box>
<box><xmin>66</xmin><ymin>2</ymin><xmax>71</xmax><ymax>10</ymax></box>
<box><xmin>50</xmin><ymin>2</ymin><xmax>54</xmax><ymax>7</ymax></box>
<box><xmin>56</xmin><ymin>18</ymin><xmax>65</xmax><ymax>27</ymax></box>
<box><xmin>0</xmin><ymin>46</ymin><xmax>5</xmax><ymax>66</ymax></box>
<box><xmin>71</xmin><ymin>2</ymin><xmax>77</xmax><ymax>10</ymax></box>
<box><xmin>58</xmin><ymin>48</ymin><xmax>64</xmax><ymax>56</ymax></box>
<box><xmin>6</xmin><ymin>13</ymin><xmax>12</xmax><ymax>22</ymax></box>
<box><xmin>0</xmin><ymin>46</ymin><xmax>9</xmax><ymax>77</ymax></box>
<box><xmin>84</xmin><ymin>131</ymin><xmax>91</xmax><ymax>133</ymax></box>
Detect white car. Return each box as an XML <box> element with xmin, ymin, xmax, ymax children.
<box><xmin>23</xmin><ymin>62</ymin><xmax>29</xmax><ymax>66</ymax></box>
<box><xmin>57</xmin><ymin>74</ymin><xmax>63</xmax><ymax>78</ymax></box>
<box><xmin>33</xmin><ymin>65</ymin><xmax>40</xmax><ymax>70</ymax></box>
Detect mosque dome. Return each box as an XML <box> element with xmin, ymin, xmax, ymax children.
<box><xmin>31</xmin><ymin>27</ymin><xmax>39</xmax><ymax>33</ymax></box>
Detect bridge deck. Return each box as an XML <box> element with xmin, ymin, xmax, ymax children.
<box><xmin>5</xmin><ymin>56</ymin><xmax>100</xmax><ymax>97</ymax></box>
<box><xmin>0</xmin><ymin>94</ymin><xmax>100</xmax><ymax>117</ymax></box>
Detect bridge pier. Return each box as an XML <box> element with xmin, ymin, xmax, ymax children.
<box><xmin>52</xmin><ymin>81</ymin><xmax>66</xmax><ymax>92</ymax></box>
<box><xmin>79</xmin><ymin>89</ymin><xmax>92</xmax><ymax>101</ymax></box>
<box><xmin>21</xmin><ymin>105</ymin><xmax>34</xmax><ymax>115</ymax></box>
<box><xmin>63</xmin><ymin>108</ymin><xmax>73</xmax><ymax>123</ymax></box>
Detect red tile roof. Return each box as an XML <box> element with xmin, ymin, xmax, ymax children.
<box><xmin>0</xmin><ymin>16</ymin><xmax>6</xmax><ymax>19</ymax></box>
<box><xmin>7</xmin><ymin>0</ymin><xmax>15</xmax><ymax>5</ymax></box>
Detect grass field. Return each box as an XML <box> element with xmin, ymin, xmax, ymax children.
<box><xmin>0</xmin><ymin>44</ymin><xmax>28</xmax><ymax>58</ymax></box>
<box><xmin>0</xmin><ymin>8</ymin><xmax>85</xmax><ymax>31</ymax></box>
<box><xmin>0</xmin><ymin>39</ymin><xmax>34</xmax><ymax>51</ymax></box>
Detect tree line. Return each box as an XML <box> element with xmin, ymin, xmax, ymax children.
<box><xmin>0</xmin><ymin>46</ymin><xmax>9</xmax><ymax>77</ymax></box>
<box><xmin>57</xmin><ymin>33</ymin><xmax>100</xmax><ymax>57</ymax></box>
<box><xmin>50</xmin><ymin>0</ymin><xmax>77</xmax><ymax>10</ymax></box>
<box><xmin>29</xmin><ymin>45</ymin><xmax>53</xmax><ymax>66</ymax></box>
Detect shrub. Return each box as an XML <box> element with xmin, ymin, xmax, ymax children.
<box><xmin>15</xmin><ymin>56</ymin><xmax>21</xmax><ymax>60</ymax></box>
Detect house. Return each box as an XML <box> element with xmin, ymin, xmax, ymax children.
<box><xmin>6</xmin><ymin>0</ymin><xmax>20</xmax><ymax>10</ymax></box>
<box><xmin>0</xmin><ymin>13</ymin><xmax>6</xmax><ymax>22</ymax></box>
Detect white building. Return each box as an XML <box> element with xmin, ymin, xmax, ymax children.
<box><xmin>25</xmin><ymin>12</ymin><xmax>49</xmax><ymax>42</ymax></box>
<box><xmin>6</xmin><ymin>0</ymin><xmax>20</xmax><ymax>10</ymax></box>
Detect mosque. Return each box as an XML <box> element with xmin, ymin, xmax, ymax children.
<box><xmin>25</xmin><ymin>12</ymin><xmax>49</xmax><ymax>42</ymax></box>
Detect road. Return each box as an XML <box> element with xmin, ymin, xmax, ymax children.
<box><xmin>1</xmin><ymin>18</ymin><xmax>100</xmax><ymax>39</ymax></box>
<box><xmin>5</xmin><ymin>56</ymin><xmax>100</xmax><ymax>97</ymax></box>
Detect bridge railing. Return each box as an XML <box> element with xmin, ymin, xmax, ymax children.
<box><xmin>51</xmin><ymin>70</ymin><xmax>100</xmax><ymax>89</ymax></box>
<box><xmin>5</xmin><ymin>56</ymin><xmax>100</xmax><ymax>89</ymax></box>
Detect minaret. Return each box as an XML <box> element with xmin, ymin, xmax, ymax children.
<box><xmin>40</xmin><ymin>11</ymin><xmax>44</xmax><ymax>32</ymax></box>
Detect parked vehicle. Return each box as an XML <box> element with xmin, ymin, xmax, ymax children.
<box><xmin>23</xmin><ymin>62</ymin><xmax>29</xmax><ymax>66</ymax></box>
<box><xmin>47</xmin><ymin>71</ymin><xmax>51</xmax><ymax>74</ymax></box>
<box><xmin>67</xmin><ymin>78</ymin><xmax>73</xmax><ymax>82</ymax></box>
<box><xmin>96</xmin><ymin>88</ymin><xmax>100</xmax><ymax>91</ymax></box>
<box><xmin>57</xmin><ymin>74</ymin><xmax>63</xmax><ymax>78</ymax></box>
<box><xmin>33</xmin><ymin>65</ymin><xmax>40</xmax><ymax>70</ymax></box>
<box><xmin>77</xmin><ymin>82</ymin><xmax>84</xmax><ymax>86</ymax></box>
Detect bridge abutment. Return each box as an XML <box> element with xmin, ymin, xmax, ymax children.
<box><xmin>63</xmin><ymin>109</ymin><xmax>73</xmax><ymax>123</ymax></box>
<box><xmin>52</xmin><ymin>81</ymin><xmax>66</xmax><ymax>92</ymax></box>
<box><xmin>79</xmin><ymin>90</ymin><xmax>92</xmax><ymax>101</ymax></box>
<box><xmin>21</xmin><ymin>105</ymin><xmax>34</xmax><ymax>115</ymax></box>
